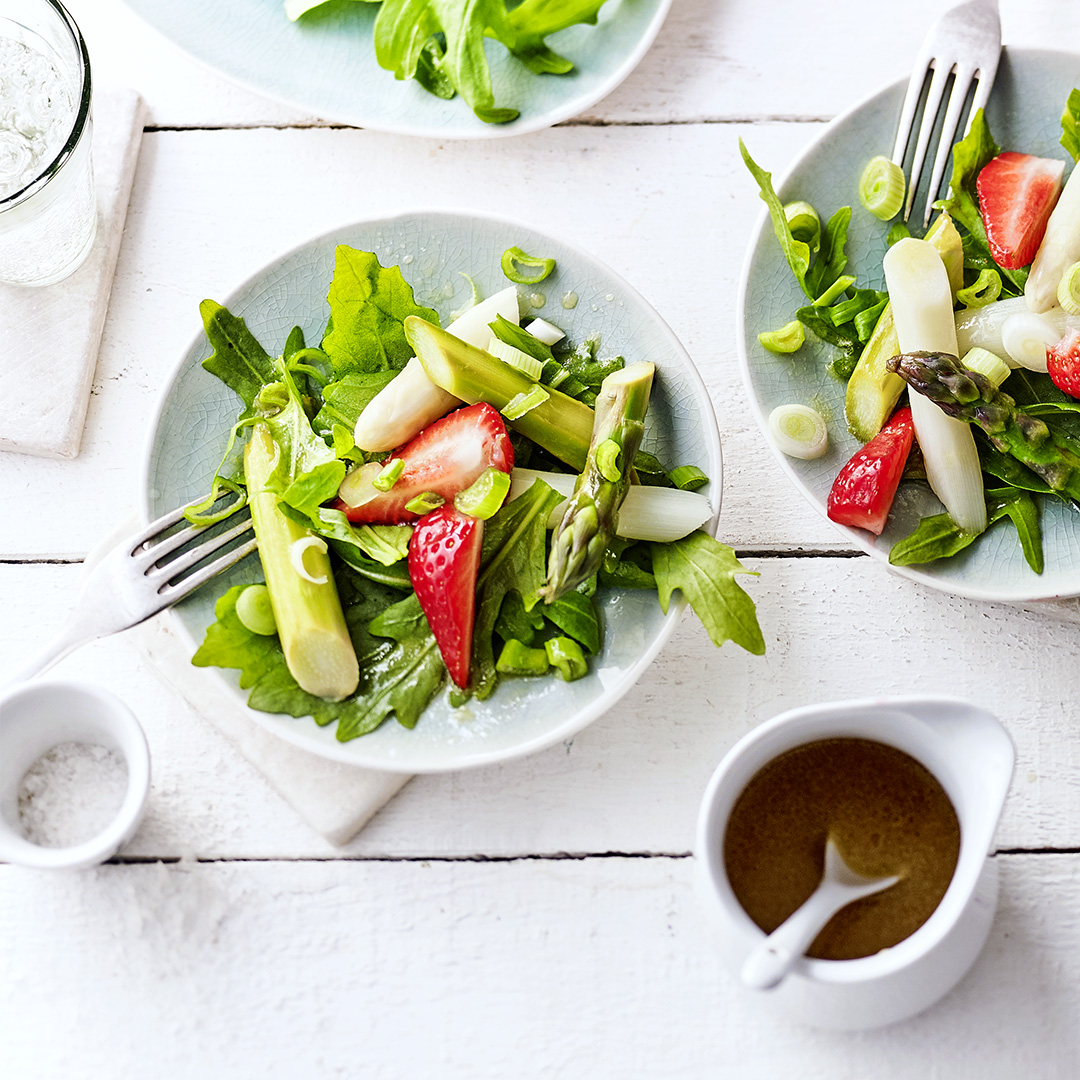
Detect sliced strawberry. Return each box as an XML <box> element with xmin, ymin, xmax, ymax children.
<box><xmin>337</xmin><ymin>402</ymin><xmax>513</xmax><ymax>523</ymax></box>
<box><xmin>408</xmin><ymin>507</ymin><xmax>483</xmax><ymax>688</ymax></box>
<box><xmin>1047</xmin><ymin>327</ymin><xmax>1080</xmax><ymax>398</ymax></box>
<box><xmin>827</xmin><ymin>407</ymin><xmax>915</xmax><ymax>535</ymax></box>
<box><xmin>976</xmin><ymin>152</ymin><xmax>1064</xmax><ymax>270</ymax></box>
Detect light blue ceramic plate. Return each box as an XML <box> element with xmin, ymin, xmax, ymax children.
<box><xmin>738</xmin><ymin>48</ymin><xmax>1080</xmax><ymax>603</ymax></box>
<box><xmin>142</xmin><ymin>211</ymin><xmax>721</xmax><ymax>771</ymax></box>
<box><xmin>122</xmin><ymin>0</ymin><xmax>670</xmax><ymax>139</ymax></box>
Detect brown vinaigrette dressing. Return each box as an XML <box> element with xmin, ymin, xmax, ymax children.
<box><xmin>724</xmin><ymin>738</ymin><xmax>961</xmax><ymax>961</ymax></box>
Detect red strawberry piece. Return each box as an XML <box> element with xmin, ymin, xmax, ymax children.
<box><xmin>1047</xmin><ymin>327</ymin><xmax>1080</xmax><ymax>398</ymax></box>
<box><xmin>408</xmin><ymin>506</ymin><xmax>483</xmax><ymax>688</ymax></box>
<box><xmin>337</xmin><ymin>402</ymin><xmax>513</xmax><ymax>523</ymax></box>
<box><xmin>976</xmin><ymin>152</ymin><xmax>1064</xmax><ymax>270</ymax></box>
<box><xmin>827</xmin><ymin>407</ymin><xmax>915</xmax><ymax>535</ymax></box>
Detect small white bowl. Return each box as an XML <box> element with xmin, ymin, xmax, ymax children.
<box><xmin>0</xmin><ymin>681</ymin><xmax>150</xmax><ymax>870</ymax></box>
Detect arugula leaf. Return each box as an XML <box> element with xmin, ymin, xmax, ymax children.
<box><xmin>282</xmin><ymin>502</ymin><xmax>413</xmax><ymax>567</ymax></box>
<box><xmin>373</xmin><ymin>0</ymin><xmax>520</xmax><ymax>123</ymax></box>
<box><xmin>544</xmin><ymin>589</ymin><xmax>601</xmax><ymax>654</ymax></box>
<box><xmin>495</xmin><ymin>590</ymin><xmax>545</xmax><ymax>646</ymax></box>
<box><xmin>313</xmin><ymin>371</ymin><xmax>399</xmax><ymax>438</ymax></box>
<box><xmin>935</xmin><ymin>109</ymin><xmax>1028</xmax><ymax>292</ymax></box>
<box><xmin>498</xmin><ymin>0</ymin><xmax>606</xmax><ymax>75</ymax></box>
<box><xmin>199</xmin><ymin>301</ymin><xmax>278</xmax><ymax>411</ymax></box>
<box><xmin>321</xmin><ymin>246</ymin><xmax>440</xmax><ymax>376</ymax></box>
<box><xmin>471</xmin><ymin>478</ymin><xmax>564</xmax><ymax>700</ymax></box>
<box><xmin>650</xmin><ymin>532</ymin><xmax>765</xmax><ymax>654</ymax></box>
<box><xmin>193</xmin><ymin>576</ymin><xmax>442</xmax><ymax>740</ymax></box>
<box><xmin>740</xmin><ymin>140</ymin><xmax>813</xmax><ymax>299</ymax></box>
<box><xmin>889</xmin><ymin>488</ymin><xmax>1043</xmax><ymax>573</ymax></box>
<box><xmin>1062</xmin><ymin>88</ymin><xmax>1080</xmax><ymax>162</ymax></box>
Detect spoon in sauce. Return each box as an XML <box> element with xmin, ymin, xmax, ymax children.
<box><xmin>740</xmin><ymin>838</ymin><xmax>901</xmax><ymax>990</ymax></box>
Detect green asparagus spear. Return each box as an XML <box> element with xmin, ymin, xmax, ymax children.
<box><xmin>539</xmin><ymin>362</ymin><xmax>655</xmax><ymax>602</ymax></box>
<box><xmin>887</xmin><ymin>351</ymin><xmax>1080</xmax><ymax>500</ymax></box>
<box><xmin>404</xmin><ymin>316</ymin><xmax>595</xmax><ymax>470</ymax></box>
<box><xmin>245</xmin><ymin>423</ymin><xmax>360</xmax><ymax>701</ymax></box>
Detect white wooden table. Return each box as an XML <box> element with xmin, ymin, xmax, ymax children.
<box><xmin>3</xmin><ymin>1</ymin><xmax>1079</xmax><ymax>1075</ymax></box>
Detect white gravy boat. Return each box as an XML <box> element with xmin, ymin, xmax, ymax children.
<box><xmin>695</xmin><ymin>695</ymin><xmax>1015</xmax><ymax>1029</ymax></box>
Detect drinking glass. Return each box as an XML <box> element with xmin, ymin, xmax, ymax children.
<box><xmin>0</xmin><ymin>0</ymin><xmax>94</xmax><ymax>287</ymax></box>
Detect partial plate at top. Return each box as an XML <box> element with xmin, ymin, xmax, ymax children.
<box><xmin>738</xmin><ymin>47</ymin><xmax>1080</xmax><ymax>603</ymax></box>
<box><xmin>121</xmin><ymin>0</ymin><xmax>671</xmax><ymax>139</ymax></box>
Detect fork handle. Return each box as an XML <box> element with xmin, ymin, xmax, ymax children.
<box><xmin>1</xmin><ymin>621</ymin><xmax>101</xmax><ymax>690</ymax></box>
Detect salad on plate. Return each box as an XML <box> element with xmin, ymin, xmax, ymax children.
<box><xmin>184</xmin><ymin>241</ymin><xmax>764</xmax><ymax>742</ymax></box>
<box><xmin>743</xmin><ymin>84</ymin><xmax>1080</xmax><ymax>578</ymax></box>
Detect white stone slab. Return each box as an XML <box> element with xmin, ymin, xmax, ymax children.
<box><xmin>0</xmin><ymin>87</ymin><xmax>145</xmax><ymax>460</ymax></box>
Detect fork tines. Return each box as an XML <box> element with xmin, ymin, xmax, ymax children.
<box><xmin>891</xmin><ymin>0</ymin><xmax>1002</xmax><ymax>227</ymax></box>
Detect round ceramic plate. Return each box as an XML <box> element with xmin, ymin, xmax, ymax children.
<box><xmin>122</xmin><ymin>0</ymin><xmax>670</xmax><ymax>139</ymax></box>
<box><xmin>142</xmin><ymin>211</ymin><xmax>721</xmax><ymax>772</ymax></box>
<box><xmin>738</xmin><ymin>47</ymin><xmax>1080</xmax><ymax>603</ymax></box>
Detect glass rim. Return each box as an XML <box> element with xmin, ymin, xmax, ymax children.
<box><xmin>0</xmin><ymin>0</ymin><xmax>93</xmax><ymax>211</ymax></box>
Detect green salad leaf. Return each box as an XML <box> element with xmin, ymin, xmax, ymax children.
<box><xmin>501</xmin><ymin>0</ymin><xmax>607</xmax><ymax>74</ymax></box>
<box><xmin>889</xmin><ymin>487</ymin><xmax>1043</xmax><ymax>573</ymax></box>
<box><xmin>193</xmin><ymin>573</ymin><xmax>444</xmax><ymax>740</ymax></box>
<box><xmin>935</xmin><ymin>109</ymin><xmax>1027</xmax><ymax>293</ymax></box>
<box><xmin>650</xmin><ymin>532</ymin><xmax>765</xmax><ymax>654</ymax></box>
<box><xmin>1062</xmin><ymin>88</ymin><xmax>1080</xmax><ymax>162</ymax></box>
<box><xmin>199</xmin><ymin>300</ymin><xmax>278</xmax><ymax>411</ymax></box>
<box><xmin>471</xmin><ymin>477</ymin><xmax>565</xmax><ymax>700</ymax></box>
<box><xmin>321</xmin><ymin>246</ymin><xmax>440</xmax><ymax>375</ymax></box>
<box><xmin>313</xmin><ymin>370</ymin><xmax>398</xmax><ymax>437</ymax></box>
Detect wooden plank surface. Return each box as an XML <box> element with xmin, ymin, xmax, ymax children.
<box><xmin>4</xmin><ymin>557</ymin><xmax>1076</xmax><ymax>858</ymax></box>
<box><xmin>0</xmin><ymin>121</ymin><xmax>839</xmax><ymax>557</ymax></box>
<box><xmin>85</xmin><ymin>1</ymin><xmax>1080</xmax><ymax>128</ymax></box>
<box><xmin>2</xmin><ymin>853</ymin><xmax>1077</xmax><ymax>1079</ymax></box>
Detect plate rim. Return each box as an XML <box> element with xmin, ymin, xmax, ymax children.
<box><xmin>140</xmin><ymin>206</ymin><xmax>723</xmax><ymax>772</ymax></box>
<box><xmin>735</xmin><ymin>45</ymin><xmax>1080</xmax><ymax>604</ymax></box>
<box><xmin>120</xmin><ymin>0</ymin><xmax>673</xmax><ymax>141</ymax></box>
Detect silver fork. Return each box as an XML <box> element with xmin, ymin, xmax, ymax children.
<box><xmin>4</xmin><ymin>495</ymin><xmax>257</xmax><ymax>687</ymax></box>
<box><xmin>892</xmin><ymin>0</ymin><xmax>1002</xmax><ymax>226</ymax></box>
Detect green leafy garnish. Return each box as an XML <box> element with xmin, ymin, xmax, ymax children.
<box><xmin>650</xmin><ymin>532</ymin><xmax>765</xmax><ymax>654</ymax></box>
<box><xmin>199</xmin><ymin>300</ymin><xmax>278</xmax><ymax>412</ymax></box>
<box><xmin>321</xmin><ymin>246</ymin><xmax>440</xmax><ymax>375</ymax></box>
<box><xmin>934</xmin><ymin>109</ymin><xmax>1027</xmax><ymax>293</ymax></box>
<box><xmin>889</xmin><ymin>488</ymin><xmax>1043</xmax><ymax>573</ymax></box>
<box><xmin>471</xmin><ymin>478</ymin><xmax>564</xmax><ymax>700</ymax></box>
<box><xmin>1062</xmin><ymin>88</ymin><xmax>1080</xmax><ymax>162</ymax></box>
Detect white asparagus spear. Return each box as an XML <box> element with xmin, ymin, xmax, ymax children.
<box><xmin>353</xmin><ymin>285</ymin><xmax>521</xmax><ymax>451</ymax></box>
<box><xmin>884</xmin><ymin>239</ymin><xmax>987</xmax><ymax>534</ymax></box>
<box><xmin>508</xmin><ymin>468</ymin><xmax>712</xmax><ymax>543</ymax></box>
<box><xmin>1026</xmin><ymin>165</ymin><xmax>1080</xmax><ymax>313</ymax></box>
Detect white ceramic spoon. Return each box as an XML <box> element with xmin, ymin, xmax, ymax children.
<box><xmin>740</xmin><ymin>839</ymin><xmax>901</xmax><ymax>991</ymax></box>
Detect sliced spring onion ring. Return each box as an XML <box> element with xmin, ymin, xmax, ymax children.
<box><xmin>501</xmin><ymin>246</ymin><xmax>556</xmax><ymax>285</ymax></box>
<box><xmin>372</xmin><ymin>457</ymin><xmax>404</xmax><ymax>492</ymax></box>
<box><xmin>668</xmin><ymin>465</ymin><xmax>708</xmax><ymax>491</ymax></box>
<box><xmin>758</xmin><ymin>320</ymin><xmax>805</xmax><ymax>354</ymax></box>
<box><xmin>524</xmin><ymin>317</ymin><xmax>565</xmax><ymax>346</ymax></box>
<box><xmin>487</xmin><ymin>336</ymin><xmax>544</xmax><ymax>380</ymax></box>
<box><xmin>594</xmin><ymin>439</ymin><xmax>622</xmax><ymax>482</ymax></box>
<box><xmin>961</xmin><ymin>347</ymin><xmax>1011</xmax><ymax>388</ymax></box>
<box><xmin>887</xmin><ymin>221</ymin><xmax>911</xmax><ymax>246</ymax></box>
<box><xmin>545</xmin><ymin>637</ymin><xmax>587</xmax><ymax>681</ymax></box>
<box><xmin>956</xmin><ymin>269</ymin><xmax>1002</xmax><ymax>308</ymax></box>
<box><xmin>236</xmin><ymin>584</ymin><xmax>278</xmax><ymax>636</ymax></box>
<box><xmin>405</xmin><ymin>491</ymin><xmax>445</xmax><ymax>516</ymax></box>
<box><xmin>1000</xmin><ymin>311</ymin><xmax>1059</xmax><ymax>371</ymax></box>
<box><xmin>859</xmin><ymin>155</ymin><xmax>906</xmax><ymax>220</ymax></box>
<box><xmin>455</xmin><ymin>467</ymin><xmax>512</xmax><ymax>520</ymax></box>
<box><xmin>768</xmin><ymin>404</ymin><xmax>828</xmax><ymax>460</ymax></box>
<box><xmin>502</xmin><ymin>383</ymin><xmax>550</xmax><ymax>421</ymax></box>
<box><xmin>1057</xmin><ymin>261</ymin><xmax>1080</xmax><ymax>315</ymax></box>
<box><xmin>289</xmin><ymin>536</ymin><xmax>329</xmax><ymax>585</ymax></box>
<box><xmin>784</xmin><ymin>200</ymin><xmax>820</xmax><ymax>249</ymax></box>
